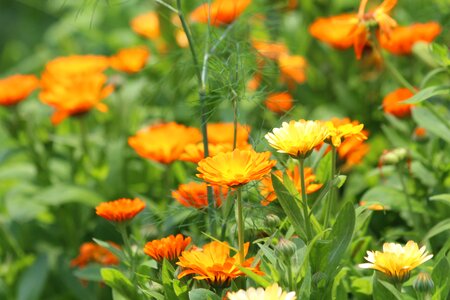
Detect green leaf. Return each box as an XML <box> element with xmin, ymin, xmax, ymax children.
<box><xmin>335</xmin><ymin>175</ymin><xmax>347</xmax><ymax>188</ymax></box>
<box><xmin>271</xmin><ymin>173</ymin><xmax>307</xmax><ymax>238</ymax></box>
<box><xmin>93</xmin><ymin>238</ymin><xmax>126</xmax><ymax>262</ymax></box>
<box><xmin>403</xmin><ymin>85</ymin><xmax>449</xmax><ymax>104</ymax></box>
<box><xmin>73</xmin><ymin>264</ymin><xmax>102</xmax><ymax>282</ymax></box>
<box><xmin>188</xmin><ymin>289</ymin><xmax>221</xmax><ymax>300</ymax></box>
<box><xmin>430</xmin><ymin>43</ymin><xmax>450</xmax><ymax>67</ymax></box>
<box><xmin>350</xmin><ymin>276</ymin><xmax>372</xmax><ymax>295</ymax></box>
<box><xmin>161</xmin><ymin>259</ymin><xmax>179</xmax><ymax>300</ymax></box>
<box><xmin>237</xmin><ymin>266</ymin><xmax>271</xmax><ymax>288</ymax></box>
<box><xmin>331</xmin><ymin>267</ymin><xmax>348</xmax><ymax>300</ymax></box>
<box><xmin>361</xmin><ymin>186</ymin><xmax>424</xmax><ymax>213</ymax></box>
<box><xmin>17</xmin><ymin>254</ymin><xmax>48</xmax><ymax>300</ymax></box>
<box><xmin>412</xmin><ymin>106</ymin><xmax>450</xmax><ymax>144</ymax></box>
<box><xmin>430</xmin><ymin>194</ymin><xmax>450</xmax><ymax>206</ymax></box>
<box><xmin>432</xmin><ymin>257</ymin><xmax>450</xmax><ymax>300</ymax></box>
<box><xmin>422</xmin><ymin>218</ymin><xmax>450</xmax><ymax>242</ymax></box>
<box><xmin>372</xmin><ymin>275</ymin><xmax>402</xmax><ymax>300</ymax></box>
<box><xmin>101</xmin><ymin>268</ymin><xmax>139</xmax><ymax>300</ymax></box>
<box><xmin>33</xmin><ymin>184</ymin><xmax>103</xmax><ymax>207</ymax></box>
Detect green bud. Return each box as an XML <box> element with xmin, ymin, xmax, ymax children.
<box><xmin>413</xmin><ymin>272</ymin><xmax>434</xmax><ymax>294</ymax></box>
<box><xmin>265</xmin><ymin>214</ymin><xmax>281</xmax><ymax>229</ymax></box>
<box><xmin>381</xmin><ymin>152</ymin><xmax>400</xmax><ymax>165</ymax></box>
<box><xmin>392</xmin><ymin>148</ymin><xmax>407</xmax><ymax>160</ymax></box>
<box><xmin>276</xmin><ymin>238</ymin><xmax>296</xmax><ymax>258</ymax></box>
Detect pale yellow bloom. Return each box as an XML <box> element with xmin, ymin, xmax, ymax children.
<box><xmin>265</xmin><ymin>120</ymin><xmax>329</xmax><ymax>158</ymax></box>
<box><xmin>359</xmin><ymin>241</ymin><xmax>433</xmax><ymax>283</ymax></box>
<box><xmin>227</xmin><ymin>283</ymin><xmax>296</xmax><ymax>300</ymax></box>
<box><xmin>326</xmin><ymin>122</ymin><xmax>367</xmax><ymax>147</ymax></box>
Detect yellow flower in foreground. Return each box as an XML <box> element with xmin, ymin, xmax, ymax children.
<box><xmin>265</xmin><ymin>120</ymin><xmax>329</xmax><ymax>159</ymax></box>
<box><xmin>197</xmin><ymin>149</ymin><xmax>276</xmax><ymax>187</ymax></box>
<box><xmin>359</xmin><ymin>241</ymin><xmax>433</xmax><ymax>283</ymax></box>
<box><xmin>326</xmin><ymin>119</ymin><xmax>367</xmax><ymax>147</ymax></box>
<box><xmin>177</xmin><ymin>241</ymin><xmax>263</xmax><ymax>287</ymax></box>
<box><xmin>227</xmin><ymin>283</ymin><xmax>297</xmax><ymax>300</ymax></box>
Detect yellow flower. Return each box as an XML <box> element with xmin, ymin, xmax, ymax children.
<box><xmin>265</xmin><ymin>120</ymin><xmax>329</xmax><ymax>159</ymax></box>
<box><xmin>326</xmin><ymin>120</ymin><xmax>367</xmax><ymax>147</ymax></box>
<box><xmin>197</xmin><ymin>149</ymin><xmax>276</xmax><ymax>187</ymax></box>
<box><xmin>227</xmin><ymin>283</ymin><xmax>297</xmax><ymax>300</ymax></box>
<box><xmin>359</xmin><ymin>241</ymin><xmax>433</xmax><ymax>283</ymax></box>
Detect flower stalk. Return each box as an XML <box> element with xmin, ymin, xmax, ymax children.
<box><xmin>235</xmin><ymin>187</ymin><xmax>245</xmax><ymax>264</ymax></box>
<box><xmin>323</xmin><ymin>145</ymin><xmax>337</xmax><ymax>228</ymax></box>
<box><xmin>299</xmin><ymin>159</ymin><xmax>313</xmax><ymax>241</ymax></box>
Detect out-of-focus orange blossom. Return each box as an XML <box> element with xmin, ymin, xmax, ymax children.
<box><xmin>172</xmin><ymin>182</ymin><xmax>228</xmax><ymax>208</ymax></box>
<box><xmin>382</xmin><ymin>88</ymin><xmax>415</xmax><ymax>118</ymax></box>
<box><xmin>0</xmin><ymin>74</ymin><xmax>39</xmax><ymax>106</ymax></box>
<box><xmin>71</xmin><ymin>242</ymin><xmax>120</xmax><ymax>268</ymax></box>
<box><xmin>265</xmin><ymin>92</ymin><xmax>294</xmax><ymax>114</ymax></box>
<box><xmin>110</xmin><ymin>46</ymin><xmax>150</xmax><ymax>73</ymax></box>
<box><xmin>95</xmin><ymin>198</ymin><xmax>146</xmax><ymax>222</ymax></box>
<box><xmin>190</xmin><ymin>0</ymin><xmax>252</xmax><ymax>26</ymax></box>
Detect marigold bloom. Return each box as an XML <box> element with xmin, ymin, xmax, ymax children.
<box><xmin>128</xmin><ymin>122</ymin><xmax>202</xmax><ymax>164</ymax></box>
<box><xmin>265</xmin><ymin>120</ymin><xmax>329</xmax><ymax>159</ymax></box>
<box><xmin>180</xmin><ymin>142</ymin><xmax>252</xmax><ymax>164</ymax></box>
<box><xmin>379</xmin><ymin>22</ymin><xmax>441</xmax><ymax>55</ymax></box>
<box><xmin>260</xmin><ymin>167</ymin><xmax>322</xmax><ymax>206</ymax></box>
<box><xmin>197</xmin><ymin>149</ymin><xmax>276</xmax><ymax>187</ymax></box>
<box><xmin>207</xmin><ymin>122</ymin><xmax>251</xmax><ymax>146</ymax></box>
<box><xmin>252</xmin><ymin>40</ymin><xmax>289</xmax><ymax>60</ymax></box>
<box><xmin>326</xmin><ymin>119</ymin><xmax>367</xmax><ymax>147</ymax></box>
<box><xmin>359</xmin><ymin>241</ymin><xmax>433</xmax><ymax>283</ymax></box>
<box><xmin>110</xmin><ymin>46</ymin><xmax>150</xmax><ymax>73</ymax></box>
<box><xmin>172</xmin><ymin>182</ymin><xmax>228</xmax><ymax>208</ymax></box>
<box><xmin>265</xmin><ymin>92</ymin><xmax>293</xmax><ymax>113</ymax></box>
<box><xmin>278</xmin><ymin>55</ymin><xmax>307</xmax><ymax>86</ymax></box>
<box><xmin>227</xmin><ymin>283</ymin><xmax>297</xmax><ymax>300</ymax></box>
<box><xmin>0</xmin><ymin>74</ymin><xmax>39</xmax><ymax>106</ymax></box>
<box><xmin>131</xmin><ymin>12</ymin><xmax>161</xmax><ymax>40</ymax></box>
<box><xmin>71</xmin><ymin>242</ymin><xmax>120</xmax><ymax>268</ymax></box>
<box><xmin>338</xmin><ymin>131</ymin><xmax>370</xmax><ymax>169</ymax></box>
<box><xmin>190</xmin><ymin>0</ymin><xmax>252</xmax><ymax>26</ymax></box>
<box><xmin>144</xmin><ymin>234</ymin><xmax>191</xmax><ymax>262</ymax></box>
<box><xmin>309</xmin><ymin>14</ymin><xmax>358</xmax><ymax>50</ymax></box>
<box><xmin>96</xmin><ymin>198</ymin><xmax>146</xmax><ymax>222</ymax></box>
<box><xmin>177</xmin><ymin>241</ymin><xmax>263</xmax><ymax>286</ymax></box>
<box><xmin>382</xmin><ymin>88</ymin><xmax>415</xmax><ymax>118</ymax></box>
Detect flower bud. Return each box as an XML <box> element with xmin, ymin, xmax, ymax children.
<box><xmin>276</xmin><ymin>238</ymin><xmax>296</xmax><ymax>258</ymax></box>
<box><xmin>392</xmin><ymin>148</ymin><xmax>407</xmax><ymax>160</ymax></box>
<box><xmin>381</xmin><ymin>152</ymin><xmax>399</xmax><ymax>165</ymax></box>
<box><xmin>413</xmin><ymin>272</ymin><xmax>434</xmax><ymax>294</ymax></box>
<box><xmin>265</xmin><ymin>214</ymin><xmax>281</xmax><ymax>229</ymax></box>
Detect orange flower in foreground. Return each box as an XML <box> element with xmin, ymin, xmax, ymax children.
<box><xmin>110</xmin><ymin>46</ymin><xmax>150</xmax><ymax>73</ymax></box>
<box><xmin>180</xmin><ymin>142</ymin><xmax>252</xmax><ymax>164</ymax></box>
<box><xmin>382</xmin><ymin>88</ymin><xmax>415</xmax><ymax>118</ymax></box>
<box><xmin>144</xmin><ymin>234</ymin><xmax>191</xmax><ymax>262</ymax></box>
<box><xmin>190</xmin><ymin>0</ymin><xmax>252</xmax><ymax>26</ymax></box>
<box><xmin>278</xmin><ymin>55</ymin><xmax>307</xmax><ymax>87</ymax></box>
<box><xmin>96</xmin><ymin>198</ymin><xmax>146</xmax><ymax>222</ymax></box>
<box><xmin>172</xmin><ymin>182</ymin><xmax>228</xmax><ymax>208</ymax></box>
<box><xmin>177</xmin><ymin>241</ymin><xmax>263</xmax><ymax>286</ymax></box>
<box><xmin>338</xmin><ymin>130</ymin><xmax>370</xmax><ymax>169</ymax></box>
<box><xmin>326</xmin><ymin>118</ymin><xmax>367</xmax><ymax>147</ymax></box>
<box><xmin>379</xmin><ymin>22</ymin><xmax>441</xmax><ymax>55</ymax></box>
<box><xmin>0</xmin><ymin>74</ymin><xmax>39</xmax><ymax>106</ymax></box>
<box><xmin>207</xmin><ymin>122</ymin><xmax>251</xmax><ymax>146</ymax></box>
<box><xmin>252</xmin><ymin>40</ymin><xmax>289</xmax><ymax>60</ymax></box>
<box><xmin>260</xmin><ymin>167</ymin><xmax>322</xmax><ymax>206</ymax></box>
<box><xmin>128</xmin><ymin>122</ymin><xmax>202</xmax><ymax>164</ymax></box>
<box><xmin>41</xmin><ymin>55</ymin><xmax>109</xmax><ymax>75</ymax></box>
<box><xmin>197</xmin><ymin>149</ymin><xmax>276</xmax><ymax>187</ymax></box>
<box><xmin>131</xmin><ymin>12</ymin><xmax>161</xmax><ymax>40</ymax></box>
<box><xmin>71</xmin><ymin>242</ymin><xmax>120</xmax><ymax>268</ymax></box>
<box><xmin>265</xmin><ymin>92</ymin><xmax>293</xmax><ymax>113</ymax></box>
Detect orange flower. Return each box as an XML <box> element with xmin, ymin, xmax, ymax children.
<box><xmin>379</xmin><ymin>22</ymin><xmax>441</xmax><ymax>55</ymax></box>
<box><xmin>175</xmin><ymin>29</ymin><xmax>189</xmax><ymax>48</ymax></box>
<box><xmin>190</xmin><ymin>0</ymin><xmax>252</xmax><ymax>26</ymax></box>
<box><xmin>71</xmin><ymin>242</ymin><xmax>120</xmax><ymax>268</ymax></box>
<box><xmin>278</xmin><ymin>55</ymin><xmax>307</xmax><ymax>87</ymax></box>
<box><xmin>207</xmin><ymin>122</ymin><xmax>251</xmax><ymax>146</ymax></box>
<box><xmin>252</xmin><ymin>40</ymin><xmax>289</xmax><ymax>60</ymax></box>
<box><xmin>177</xmin><ymin>241</ymin><xmax>263</xmax><ymax>286</ymax></box>
<box><xmin>110</xmin><ymin>46</ymin><xmax>150</xmax><ymax>73</ymax></box>
<box><xmin>309</xmin><ymin>14</ymin><xmax>358</xmax><ymax>50</ymax></box>
<box><xmin>338</xmin><ymin>131</ymin><xmax>370</xmax><ymax>169</ymax></box>
<box><xmin>359</xmin><ymin>201</ymin><xmax>386</xmax><ymax>211</ymax></box>
<box><xmin>131</xmin><ymin>12</ymin><xmax>161</xmax><ymax>40</ymax></box>
<box><xmin>247</xmin><ymin>73</ymin><xmax>262</xmax><ymax>91</ymax></box>
<box><xmin>382</xmin><ymin>88</ymin><xmax>415</xmax><ymax>118</ymax></box>
<box><xmin>172</xmin><ymin>182</ymin><xmax>228</xmax><ymax>208</ymax></box>
<box><xmin>39</xmin><ymin>55</ymin><xmax>113</xmax><ymax>125</ymax></box>
<box><xmin>265</xmin><ymin>92</ymin><xmax>293</xmax><ymax>113</ymax></box>
<box><xmin>260</xmin><ymin>167</ymin><xmax>322</xmax><ymax>206</ymax></box>
<box><xmin>414</xmin><ymin>127</ymin><xmax>426</xmax><ymax>138</ymax></box>
<box><xmin>180</xmin><ymin>142</ymin><xmax>252</xmax><ymax>164</ymax></box>
<box><xmin>128</xmin><ymin>122</ymin><xmax>202</xmax><ymax>164</ymax></box>
<box><xmin>197</xmin><ymin>149</ymin><xmax>276</xmax><ymax>187</ymax></box>
<box><xmin>96</xmin><ymin>198</ymin><xmax>146</xmax><ymax>222</ymax></box>
<box><xmin>0</xmin><ymin>74</ymin><xmax>39</xmax><ymax>106</ymax></box>
<box><xmin>326</xmin><ymin>118</ymin><xmax>367</xmax><ymax>147</ymax></box>
<box><xmin>144</xmin><ymin>234</ymin><xmax>191</xmax><ymax>262</ymax></box>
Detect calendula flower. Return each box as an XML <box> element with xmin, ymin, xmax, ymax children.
<box><xmin>227</xmin><ymin>283</ymin><xmax>297</xmax><ymax>300</ymax></box>
<box><xmin>96</xmin><ymin>198</ymin><xmax>146</xmax><ymax>222</ymax></box>
<box><xmin>0</xmin><ymin>74</ymin><xmax>39</xmax><ymax>106</ymax></box>
<box><xmin>265</xmin><ymin>92</ymin><xmax>293</xmax><ymax>114</ymax></box>
<box><xmin>110</xmin><ymin>46</ymin><xmax>150</xmax><ymax>73</ymax></box>
<box><xmin>359</xmin><ymin>241</ymin><xmax>433</xmax><ymax>283</ymax></box>
<box><xmin>265</xmin><ymin>120</ymin><xmax>329</xmax><ymax>159</ymax></box>
<box><xmin>180</xmin><ymin>142</ymin><xmax>252</xmax><ymax>164</ymax></box>
<box><xmin>172</xmin><ymin>182</ymin><xmax>228</xmax><ymax>208</ymax></box>
<box><xmin>309</xmin><ymin>14</ymin><xmax>359</xmax><ymax>50</ymax></box>
<box><xmin>207</xmin><ymin>122</ymin><xmax>251</xmax><ymax>146</ymax></box>
<box><xmin>190</xmin><ymin>0</ymin><xmax>252</xmax><ymax>26</ymax></box>
<box><xmin>359</xmin><ymin>201</ymin><xmax>386</xmax><ymax>211</ymax></box>
<box><xmin>175</xmin><ymin>29</ymin><xmax>189</xmax><ymax>48</ymax></box>
<box><xmin>128</xmin><ymin>122</ymin><xmax>202</xmax><ymax>164</ymax></box>
<box><xmin>197</xmin><ymin>149</ymin><xmax>276</xmax><ymax>187</ymax></box>
<box><xmin>177</xmin><ymin>241</ymin><xmax>263</xmax><ymax>287</ymax></box>
<box><xmin>382</xmin><ymin>88</ymin><xmax>415</xmax><ymax>118</ymax></box>
<box><xmin>278</xmin><ymin>54</ymin><xmax>307</xmax><ymax>87</ymax></box>
<box><xmin>260</xmin><ymin>167</ymin><xmax>322</xmax><ymax>206</ymax></box>
<box><xmin>338</xmin><ymin>132</ymin><xmax>370</xmax><ymax>170</ymax></box>
<box><xmin>144</xmin><ymin>234</ymin><xmax>191</xmax><ymax>262</ymax></box>
<box><xmin>71</xmin><ymin>242</ymin><xmax>120</xmax><ymax>268</ymax></box>
<box><xmin>131</xmin><ymin>12</ymin><xmax>160</xmax><ymax>40</ymax></box>
<box><xmin>326</xmin><ymin>119</ymin><xmax>367</xmax><ymax>147</ymax></box>
<box><xmin>379</xmin><ymin>22</ymin><xmax>441</xmax><ymax>55</ymax></box>
<box><xmin>252</xmin><ymin>40</ymin><xmax>289</xmax><ymax>60</ymax></box>
<box><xmin>247</xmin><ymin>73</ymin><xmax>262</xmax><ymax>91</ymax></box>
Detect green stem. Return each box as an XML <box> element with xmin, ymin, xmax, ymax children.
<box><xmin>396</xmin><ymin>165</ymin><xmax>417</xmax><ymax>229</ymax></box>
<box><xmin>323</xmin><ymin>146</ymin><xmax>337</xmax><ymax>229</ymax></box>
<box><xmin>117</xmin><ymin>223</ymin><xmax>136</xmax><ymax>283</ymax></box>
<box><xmin>235</xmin><ymin>187</ymin><xmax>245</xmax><ymax>264</ymax></box>
<box><xmin>299</xmin><ymin>159</ymin><xmax>312</xmax><ymax>241</ymax></box>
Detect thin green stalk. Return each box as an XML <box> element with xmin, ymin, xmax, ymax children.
<box><xmin>299</xmin><ymin>159</ymin><xmax>313</xmax><ymax>241</ymax></box>
<box><xmin>396</xmin><ymin>165</ymin><xmax>418</xmax><ymax>230</ymax></box>
<box><xmin>235</xmin><ymin>187</ymin><xmax>245</xmax><ymax>264</ymax></box>
<box><xmin>323</xmin><ymin>146</ymin><xmax>337</xmax><ymax>228</ymax></box>
<box><xmin>117</xmin><ymin>223</ymin><xmax>136</xmax><ymax>283</ymax></box>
